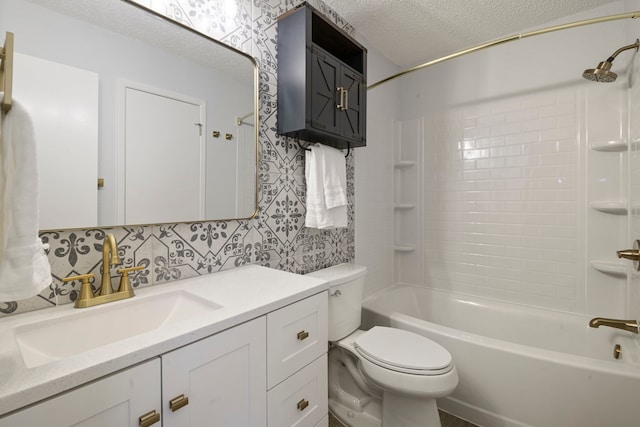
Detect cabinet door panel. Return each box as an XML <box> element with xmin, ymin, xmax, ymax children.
<box><xmin>310</xmin><ymin>51</ymin><xmax>339</xmax><ymax>135</ymax></box>
<box><xmin>0</xmin><ymin>359</ymin><xmax>161</xmax><ymax>427</ymax></box>
<box><xmin>162</xmin><ymin>317</ymin><xmax>267</xmax><ymax>427</ymax></box>
<box><xmin>340</xmin><ymin>69</ymin><xmax>365</xmax><ymax>142</ymax></box>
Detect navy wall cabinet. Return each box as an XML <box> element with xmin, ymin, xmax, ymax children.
<box><xmin>277</xmin><ymin>3</ymin><xmax>367</xmax><ymax>149</ymax></box>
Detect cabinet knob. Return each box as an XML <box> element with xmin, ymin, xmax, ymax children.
<box><xmin>297</xmin><ymin>398</ymin><xmax>310</xmax><ymax>411</ymax></box>
<box><xmin>138</xmin><ymin>410</ymin><xmax>160</xmax><ymax>427</ymax></box>
<box><xmin>169</xmin><ymin>394</ymin><xmax>190</xmax><ymax>412</ymax></box>
<box><xmin>297</xmin><ymin>330</ymin><xmax>309</xmax><ymax>340</ymax></box>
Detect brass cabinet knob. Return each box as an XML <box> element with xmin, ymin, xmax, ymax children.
<box><xmin>297</xmin><ymin>398</ymin><xmax>309</xmax><ymax>411</ymax></box>
<box><xmin>138</xmin><ymin>410</ymin><xmax>160</xmax><ymax>427</ymax></box>
<box><xmin>169</xmin><ymin>394</ymin><xmax>189</xmax><ymax>412</ymax></box>
<box><xmin>297</xmin><ymin>330</ymin><xmax>309</xmax><ymax>341</ymax></box>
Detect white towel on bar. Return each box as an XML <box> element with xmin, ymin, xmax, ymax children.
<box><xmin>305</xmin><ymin>144</ymin><xmax>347</xmax><ymax>229</ymax></box>
<box><xmin>0</xmin><ymin>98</ymin><xmax>52</xmax><ymax>301</ymax></box>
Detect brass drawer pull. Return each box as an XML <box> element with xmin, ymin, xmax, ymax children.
<box><xmin>297</xmin><ymin>330</ymin><xmax>309</xmax><ymax>340</ymax></box>
<box><xmin>297</xmin><ymin>398</ymin><xmax>310</xmax><ymax>411</ymax></box>
<box><xmin>139</xmin><ymin>410</ymin><xmax>160</xmax><ymax>427</ymax></box>
<box><xmin>169</xmin><ymin>394</ymin><xmax>190</xmax><ymax>412</ymax></box>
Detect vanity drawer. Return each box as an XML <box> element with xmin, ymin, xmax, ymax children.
<box><xmin>267</xmin><ymin>354</ymin><xmax>328</xmax><ymax>427</ymax></box>
<box><xmin>267</xmin><ymin>291</ymin><xmax>328</xmax><ymax>388</ymax></box>
<box><xmin>315</xmin><ymin>415</ymin><xmax>329</xmax><ymax>427</ymax></box>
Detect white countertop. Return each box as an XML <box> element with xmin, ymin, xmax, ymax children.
<box><xmin>0</xmin><ymin>265</ymin><xmax>328</xmax><ymax>416</ymax></box>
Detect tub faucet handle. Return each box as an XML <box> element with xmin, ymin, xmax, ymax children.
<box><xmin>617</xmin><ymin>249</ymin><xmax>639</xmax><ymax>260</ymax></box>
<box><xmin>616</xmin><ymin>240</ymin><xmax>640</xmax><ymax>271</ymax></box>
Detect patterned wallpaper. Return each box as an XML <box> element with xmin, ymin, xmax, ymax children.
<box><xmin>0</xmin><ymin>0</ymin><xmax>356</xmax><ymax>316</ymax></box>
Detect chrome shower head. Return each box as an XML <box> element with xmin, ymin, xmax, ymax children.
<box><xmin>582</xmin><ymin>39</ymin><xmax>639</xmax><ymax>83</ymax></box>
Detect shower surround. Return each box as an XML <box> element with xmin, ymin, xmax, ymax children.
<box><xmin>376</xmin><ymin>1</ymin><xmax>640</xmax><ymax>321</ymax></box>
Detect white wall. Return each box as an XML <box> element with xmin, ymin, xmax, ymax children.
<box><xmin>375</xmin><ymin>1</ymin><xmax>640</xmax><ymax>316</ymax></box>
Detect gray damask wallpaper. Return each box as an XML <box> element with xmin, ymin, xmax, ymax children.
<box><xmin>0</xmin><ymin>0</ymin><xmax>356</xmax><ymax>316</ymax></box>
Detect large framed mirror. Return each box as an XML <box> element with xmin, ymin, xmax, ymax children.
<box><xmin>1</xmin><ymin>0</ymin><xmax>258</xmax><ymax>230</ymax></box>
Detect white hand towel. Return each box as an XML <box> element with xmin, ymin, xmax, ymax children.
<box><xmin>305</xmin><ymin>144</ymin><xmax>326</xmax><ymax>228</ymax></box>
<box><xmin>319</xmin><ymin>144</ymin><xmax>347</xmax><ymax>209</ymax></box>
<box><xmin>0</xmin><ymin>98</ymin><xmax>52</xmax><ymax>301</ymax></box>
<box><xmin>304</xmin><ymin>143</ymin><xmax>348</xmax><ymax>229</ymax></box>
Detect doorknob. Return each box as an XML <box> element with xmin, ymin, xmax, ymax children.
<box><xmin>617</xmin><ymin>240</ymin><xmax>640</xmax><ymax>271</ymax></box>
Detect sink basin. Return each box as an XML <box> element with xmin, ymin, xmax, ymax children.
<box><xmin>14</xmin><ymin>290</ymin><xmax>222</xmax><ymax>368</ymax></box>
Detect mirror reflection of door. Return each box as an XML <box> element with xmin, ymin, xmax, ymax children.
<box><xmin>13</xmin><ymin>52</ymin><xmax>99</xmax><ymax>230</ymax></box>
<box><xmin>122</xmin><ymin>85</ymin><xmax>205</xmax><ymax>224</ymax></box>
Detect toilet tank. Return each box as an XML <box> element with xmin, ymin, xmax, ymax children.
<box><xmin>306</xmin><ymin>263</ymin><xmax>367</xmax><ymax>341</ymax></box>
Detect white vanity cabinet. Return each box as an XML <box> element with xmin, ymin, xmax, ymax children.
<box><xmin>162</xmin><ymin>316</ymin><xmax>266</xmax><ymax>427</ymax></box>
<box><xmin>0</xmin><ymin>318</ymin><xmax>266</xmax><ymax>427</ymax></box>
<box><xmin>0</xmin><ymin>359</ymin><xmax>161</xmax><ymax>427</ymax></box>
<box><xmin>267</xmin><ymin>291</ymin><xmax>329</xmax><ymax>427</ymax></box>
<box><xmin>0</xmin><ymin>286</ymin><xmax>329</xmax><ymax>427</ymax></box>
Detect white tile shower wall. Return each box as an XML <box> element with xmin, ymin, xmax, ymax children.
<box><xmin>355</xmin><ymin>44</ymin><xmax>400</xmax><ymax>299</ymax></box>
<box><xmin>584</xmin><ymin>81</ymin><xmax>628</xmax><ymax>317</ymax></box>
<box><xmin>394</xmin><ymin>119</ymin><xmax>422</xmax><ymax>286</ymax></box>
<box><xmin>627</xmin><ymin>0</ymin><xmax>640</xmax><ymax>322</ymax></box>
<box><xmin>422</xmin><ymin>89</ymin><xmax>584</xmax><ymax>312</ymax></box>
<box><xmin>0</xmin><ymin>0</ymin><xmax>356</xmax><ymax>317</ymax></box>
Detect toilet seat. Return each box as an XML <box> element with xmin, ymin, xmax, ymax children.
<box><xmin>354</xmin><ymin>326</ymin><xmax>453</xmax><ymax>375</ymax></box>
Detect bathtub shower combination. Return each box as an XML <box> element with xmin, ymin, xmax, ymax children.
<box><xmin>362</xmin><ymin>284</ymin><xmax>640</xmax><ymax>427</ymax></box>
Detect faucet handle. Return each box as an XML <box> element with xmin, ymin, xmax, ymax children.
<box><xmin>117</xmin><ymin>266</ymin><xmax>143</xmax><ymax>296</ymax></box>
<box><xmin>62</xmin><ymin>273</ymin><xmax>95</xmax><ymax>308</ymax></box>
<box><xmin>617</xmin><ymin>240</ymin><xmax>640</xmax><ymax>271</ymax></box>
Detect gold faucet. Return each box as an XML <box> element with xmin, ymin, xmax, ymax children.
<box><xmin>589</xmin><ymin>317</ymin><xmax>639</xmax><ymax>334</ymax></box>
<box><xmin>63</xmin><ymin>234</ymin><xmax>140</xmax><ymax>308</ymax></box>
<box><xmin>100</xmin><ymin>233</ymin><xmax>121</xmax><ymax>296</ymax></box>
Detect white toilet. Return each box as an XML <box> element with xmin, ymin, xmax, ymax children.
<box><xmin>307</xmin><ymin>263</ymin><xmax>458</xmax><ymax>427</ymax></box>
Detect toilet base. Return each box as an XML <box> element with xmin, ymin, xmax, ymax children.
<box><xmin>382</xmin><ymin>393</ymin><xmax>441</xmax><ymax>427</ymax></box>
<box><xmin>329</xmin><ymin>398</ymin><xmax>381</xmax><ymax>427</ymax></box>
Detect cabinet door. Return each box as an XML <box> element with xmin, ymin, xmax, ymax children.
<box><xmin>339</xmin><ymin>67</ymin><xmax>365</xmax><ymax>143</ymax></box>
<box><xmin>0</xmin><ymin>359</ymin><xmax>161</xmax><ymax>427</ymax></box>
<box><xmin>162</xmin><ymin>317</ymin><xmax>267</xmax><ymax>427</ymax></box>
<box><xmin>310</xmin><ymin>49</ymin><xmax>340</xmax><ymax>135</ymax></box>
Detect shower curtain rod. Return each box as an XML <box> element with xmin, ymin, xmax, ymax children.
<box><xmin>368</xmin><ymin>11</ymin><xmax>640</xmax><ymax>90</ymax></box>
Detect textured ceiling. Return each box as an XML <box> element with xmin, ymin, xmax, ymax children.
<box><xmin>323</xmin><ymin>0</ymin><xmax>617</xmax><ymax>67</ymax></box>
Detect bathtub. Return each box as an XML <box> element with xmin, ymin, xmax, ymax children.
<box><xmin>361</xmin><ymin>284</ymin><xmax>640</xmax><ymax>427</ymax></box>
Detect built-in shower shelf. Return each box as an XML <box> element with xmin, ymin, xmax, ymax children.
<box><xmin>590</xmin><ymin>259</ymin><xmax>627</xmax><ymax>276</ymax></box>
<box><xmin>394</xmin><ymin>203</ymin><xmax>415</xmax><ymax>210</ymax></box>
<box><xmin>394</xmin><ymin>160</ymin><xmax>416</xmax><ymax>169</ymax></box>
<box><xmin>394</xmin><ymin>245</ymin><xmax>416</xmax><ymax>253</ymax></box>
<box><xmin>590</xmin><ymin>201</ymin><xmax>627</xmax><ymax>215</ymax></box>
<box><xmin>590</xmin><ymin>140</ymin><xmax>627</xmax><ymax>152</ymax></box>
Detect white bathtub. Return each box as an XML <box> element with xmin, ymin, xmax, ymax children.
<box><xmin>361</xmin><ymin>284</ymin><xmax>640</xmax><ymax>427</ymax></box>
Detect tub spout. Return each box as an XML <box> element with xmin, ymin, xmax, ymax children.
<box><xmin>589</xmin><ymin>317</ymin><xmax>639</xmax><ymax>333</ymax></box>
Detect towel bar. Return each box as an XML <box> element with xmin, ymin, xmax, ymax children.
<box><xmin>298</xmin><ymin>139</ymin><xmax>351</xmax><ymax>158</ymax></box>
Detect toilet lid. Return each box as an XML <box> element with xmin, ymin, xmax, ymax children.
<box><xmin>354</xmin><ymin>327</ymin><xmax>453</xmax><ymax>375</ymax></box>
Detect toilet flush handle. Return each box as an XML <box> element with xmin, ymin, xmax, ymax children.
<box><xmin>330</xmin><ymin>290</ymin><xmax>342</xmax><ymax>297</ymax></box>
